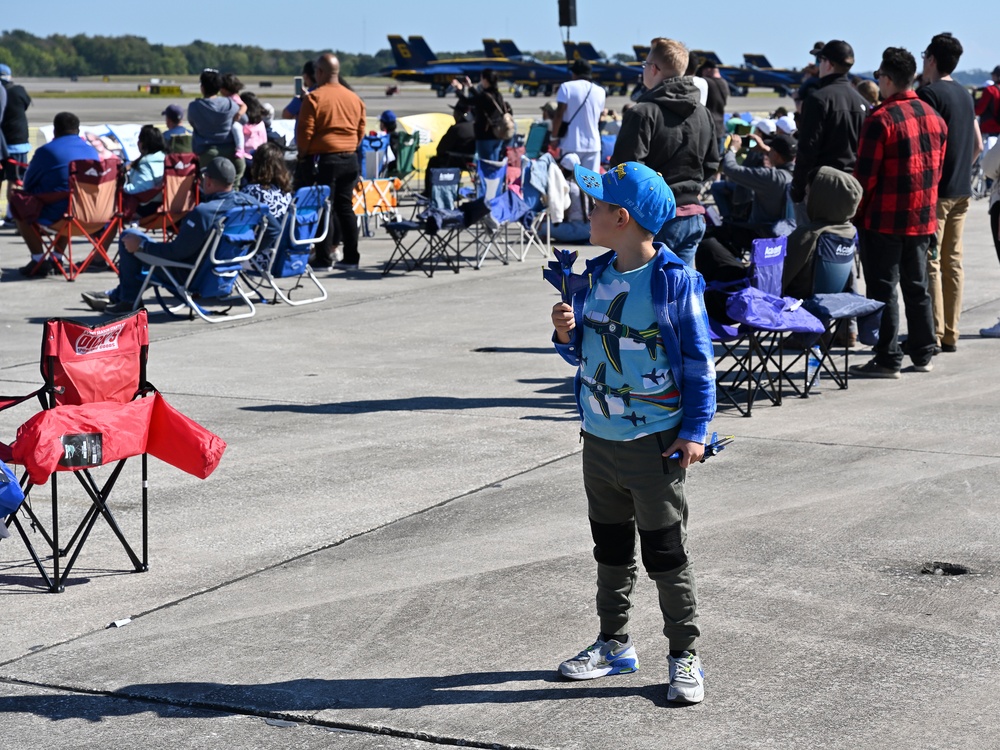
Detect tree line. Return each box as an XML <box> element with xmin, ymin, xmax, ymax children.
<box><xmin>0</xmin><ymin>29</ymin><xmax>583</xmax><ymax>79</ymax></box>
<box><xmin>0</xmin><ymin>30</ymin><xmax>393</xmax><ymax>78</ymax></box>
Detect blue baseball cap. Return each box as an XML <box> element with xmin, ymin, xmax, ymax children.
<box><xmin>575</xmin><ymin>162</ymin><xmax>676</xmax><ymax>234</ymax></box>
<box><xmin>0</xmin><ymin>64</ymin><xmax>11</xmax><ymax>79</ymax></box>
<box><xmin>379</xmin><ymin>110</ymin><xmax>397</xmax><ymax>125</ymax></box>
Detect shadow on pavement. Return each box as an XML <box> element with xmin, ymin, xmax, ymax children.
<box><xmin>0</xmin><ymin>672</ymin><xmax>686</xmax><ymax>721</ymax></box>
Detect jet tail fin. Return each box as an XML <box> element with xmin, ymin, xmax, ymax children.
<box><xmin>483</xmin><ymin>39</ymin><xmax>504</xmax><ymax>58</ymax></box>
<box><xmin>499</xmin><ymin>39</ymin><xmax>522</xmax><ymax>58</ymax></box>
<box><xmin>407</xmin><ymin>35</ymin><xmax>437</xmax><ymax>64</ymax></box>
<box><xmin>388</xmin><ymin>35</ymin><xmax>428</xmax><ymax>68</ymax></box>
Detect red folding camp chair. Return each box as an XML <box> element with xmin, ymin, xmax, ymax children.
<box><xmin>135</xmin><ymin>153</ymin><xmax>200</xmax><ymax>238</ymax></box>
<box><xmin>25</xmin><ymin>157</ymin><xmax>122</xmax><ymax>280</ymax></box>
<box><xmin>0</xmin><ymin>311</ymin><xmax>226</xmax><ymax>592</ymax></box>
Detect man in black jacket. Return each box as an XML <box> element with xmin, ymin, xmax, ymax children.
<box><xmin>611</xmin><ymin>38</ymin><xmax>719</xmax><ymax>267</ymax></box>
<box><xmin>790</xmin><ymin>40</ymin><xmax>868</xmax><ymax>210</ymax></box>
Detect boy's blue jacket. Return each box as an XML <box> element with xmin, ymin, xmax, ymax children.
<box><xmin>553</xmin><ymin>243</ymin><xmax>717</xmax><ymax>443</ymax></box>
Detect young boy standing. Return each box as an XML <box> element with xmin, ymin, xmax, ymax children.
<box><xmin>550</xmin><ymin>162</ymin><xmax>716</xmax><ymax>703</ymax></box>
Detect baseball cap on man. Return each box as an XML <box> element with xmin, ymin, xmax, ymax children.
<box><xmin>993</xmin><ymin>65</ymin><xmax>1000</xmax><ymax>77</ymax></box>
<box><xmin>380</xmin><ymin>110</ymin><xmax>397</xmax><ymax>125</ymax></box>
<box><xmin>769</xmin><ymin>133</ymin><xmax>798</xmax><ymax>161</ymax></box>
<box><xmin>809</xmin><ymin>41</ymin><xmax>825</xmax><ymax>57</ymax></box>
<box><xmin>817</xmin><ymin>40</ymin><xmax>855</xmax><ymax>68</ymax></box>
<box><xmin>161</xmin><ymin>103</ymin><xmax>184</xmax><ymax>120</ymax></box>
<box><xmin>203</xmin><ymin>156</ymin><xmax>236</xmax><ymax>185</ymax></box>
<box><xmin>574</xmin><ymin>161</ymin><xmax>676</xmax><ymax>234</ymax></box>
<box><xmin>0</xmin><ymin>63</ymin><xmax>11</xmax><ymax>80</ymax></box>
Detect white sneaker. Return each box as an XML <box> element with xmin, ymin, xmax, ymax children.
<box><xmin>558</xmin><ymin>635</ymin><xmax>639</xmax><ymax>680</ymax></box>
<box><xmin>667</xmin><ymin>651</ymin><xmax>705</xmax><ymax>704</ymax></box>
<box><xmin>981</xmin><ymin>319</ymin><xmax>1000</xmax><ymax>338</ymax></box>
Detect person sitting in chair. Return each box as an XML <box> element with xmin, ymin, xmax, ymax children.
<box><xmin>81</xmin><ymin>157</ymin><xmax>280</xmax><ymax>315</ymax></box>
<box><xmin>422</xmin><ymin>99</ymin><xmax>476</xmax><ymax>196</ymax></box>
<box><xmin>12</xmin><ymin>112</ymin><xmax>100</xmax><ymax>277</ymax></box>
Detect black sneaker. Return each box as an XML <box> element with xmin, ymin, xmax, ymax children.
<box><xmin>19</xmin><ymin>259</ymin><xmax>53</xmax><ymax>277</ymax></box>
<box><xmin>81</xmin><ymin>291</ymin><xmax>111</xmax><ymax>311</ymax></box>
<box><xmin>940</xmin><ymin>343</ymin><xmax>957</xmax><ymax>353</ymax></box>
<box><xmin>849</xmin><ymin>358</ymin><xmax>901</xmax><ymax>379</ymax></box>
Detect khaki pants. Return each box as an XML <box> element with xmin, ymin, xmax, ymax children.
<box><xmin>927</xmin><ymin>196</ymin><xmax>970</xmax><ymax>348</ymax></box>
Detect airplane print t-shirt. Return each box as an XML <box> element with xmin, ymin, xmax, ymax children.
<box><xmin>579</xmin><ymin>257</ymin><xmax>682</xmax><ymax>441</ymax></box>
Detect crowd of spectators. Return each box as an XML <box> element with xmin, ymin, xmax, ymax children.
<box><xmin>1</xmin><ymin>34</ymin><xmax>999</xmax><ymax>355</ymax></box>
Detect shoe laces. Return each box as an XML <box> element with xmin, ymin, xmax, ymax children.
<box><xmin>671</xmin><ymin>652</ymin><xmax>698</xmax><ymax>680</ymax></box>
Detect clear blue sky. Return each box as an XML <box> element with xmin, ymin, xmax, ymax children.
<box><xmin>6</xmin><ymin>1</ymin><xmax>996</xmax><ymax>73</ymax></box>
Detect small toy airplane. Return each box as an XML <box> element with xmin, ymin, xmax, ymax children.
<box><xmin>668</xmin><ymin>432</ymin><xmax>735</xmax><ymax>463</ymax></box>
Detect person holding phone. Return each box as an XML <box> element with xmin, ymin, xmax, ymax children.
<box><xmin>282</xmin><ymin>60</ymin><xmax>317</xmax><ymax>120</ymax></box>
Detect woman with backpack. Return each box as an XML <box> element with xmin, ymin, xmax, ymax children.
<box><xmin>453</xmin><ymin>69</ymin><xmax>513</xmax><ymax>162</ymax></box>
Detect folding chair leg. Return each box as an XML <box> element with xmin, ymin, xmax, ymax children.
<box><xmin>6</xmin><ymin>512</ymin><xmax>59</xmax><ymax>592</ymax></box>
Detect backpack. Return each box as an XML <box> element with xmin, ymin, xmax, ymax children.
<box><xmin>487</xmin><ymin>96</ymin><xmax>516</xmax><ymax>140</ymax></box>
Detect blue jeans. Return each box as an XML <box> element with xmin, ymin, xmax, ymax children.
<box><xmin>654</xmin><ymin>214</ymin><xmax>706</xmax><ymax>268</ymax></box>
<box><xmin>110</xmin><ymin>232</ymin><xmax>151</xmax><ymax>305</ymax></box>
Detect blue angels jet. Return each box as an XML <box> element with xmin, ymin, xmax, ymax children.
<box><xmin>581</xmin><ymin>362</ymin><xmax>633</xmax><ymax>419</ymax></box>
<box><xmin>481</xmin><ymin>38</ymin><xmax>571</xmax><ymax>96</ymax></box>
<box><xmin>564</xmin><ymin>41</ymin><xmax>640</xmax><ymax>96</ymax></box>
<box><xmin>688</xmin><ymin>49</ymin><xmax>800</xmax><ymax>97</ymax></box>
<box><xmin>380</xmin><ymin>35</ymin><xmax>568</xmax><ymax>97</ymax></box>
<box><xmin>584</xmin><ymin>291</ymin><xmax>660</xmax><ymax>374</ymax></box>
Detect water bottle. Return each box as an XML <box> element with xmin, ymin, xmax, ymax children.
<box><xmin>806</xmin><ymin>346</ymin><xmax>821</xmax><ymax>390</ymax></box>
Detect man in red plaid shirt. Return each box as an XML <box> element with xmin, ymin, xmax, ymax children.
<box><xmin>850</xmin><ymin>47</ymin><xmax>948</xmax><ymax>379</ymax></box>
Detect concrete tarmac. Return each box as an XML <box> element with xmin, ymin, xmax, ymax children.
<box><xmin>20</xmin><ymin>78</ymin><xmax>794</xmax><ymax>128</ymax></box>
<box><xmin>0</xmin><ymin>198</ymin><xmax>998</xmax><ymax>748</ymax></box>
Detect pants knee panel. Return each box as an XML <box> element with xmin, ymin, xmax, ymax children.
<box><xmin>590</xmin><ymin>518</ymin><xmax>635</xmax><ymax>567</ymax></box>
<box><xmin>638</xmin><ymin>523</ymin><xmax>686</xmax><ymax>572</ymax></box>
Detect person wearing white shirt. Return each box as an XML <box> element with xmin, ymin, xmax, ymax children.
<box><xmin>551</xmin><ymin>59</ymin><xmax>606</xmax><ymax>173</ymax></box>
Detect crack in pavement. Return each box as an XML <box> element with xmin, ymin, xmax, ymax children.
<box><xmin>0</xmin><ymin>676</ymin><xmax>547</xmax><ymax>750</ymax></box>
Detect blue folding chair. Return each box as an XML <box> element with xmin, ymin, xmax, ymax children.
<box><xmin>134</xmin><ymin>204</ymin><xmax>270</xmax><ymax>322</ymax></box>
<box><xmin>524</xmin><ymin>123</ymin><xmax>550</xmax><ymax>159</ymax></box>
<box><xmin>601</xmin><ymin>135</ymin><xmax>617</xmax><ymax>167</ymax></box>
<box><xmin>244</xmin><ymin>186</ymin><xmax>331</xmax><ymax>306</ymax></box>
<box><xmin>358</xmin><ymin>134</ymin><xmax>390</xmax><ymax>179</ymax></box>
<box><xmin>711</xmin><ymin>236</ymin><xmax>823</xmax><ymax>415</ymax></box>
<box><xmin>785</xmin><ymin>230</ymin><xmax>884</xmax><ymax>394</ymax></box>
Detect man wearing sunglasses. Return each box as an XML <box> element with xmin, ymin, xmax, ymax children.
<box><xmin>611</xmin><ymin>38</ymin><xmax>719</xmax><ymax>268</ymax></box>
<box><xmin>850</xmin><ymin>48</ymin><xmax>947</xmax><ymax>378</ymax></box>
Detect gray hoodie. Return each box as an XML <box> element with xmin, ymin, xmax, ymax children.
<box><xmin>610</xmin><ymin>77</ymin><xmax>719</xmax><ymax>206</ymax></box>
